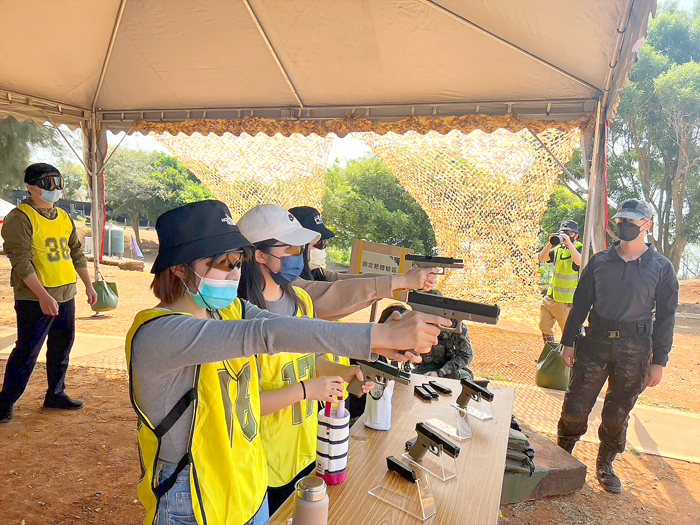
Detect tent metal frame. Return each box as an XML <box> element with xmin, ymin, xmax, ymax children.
<box><xmin>0</xmin><ymin>0</ymin><xmax>651</xmax><ymax>279</ymax></box>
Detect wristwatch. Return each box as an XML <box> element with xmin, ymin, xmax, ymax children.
<box><xmin>437</xmin><ymin>370</ymin><xmax>445</xmax><ymax>378</ymax></box>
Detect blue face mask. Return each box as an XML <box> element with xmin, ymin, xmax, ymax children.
<box><xmin>266</xmin><ymin>253</ymin><xmax>305</xmax><ymax>286</ymax></box>
<box><xmin>38</xmin><ymin>188</ymin><xmax>62</xmax><ymax>204</ymax></box>
<box><xmin>186</xmin><ymin>271</ymin><xmax>239</xmax><ymax>311</ymax></box>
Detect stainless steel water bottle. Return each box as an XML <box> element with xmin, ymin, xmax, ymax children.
<box><xmin>292</xmin><ymin>476</ymin><xmax>329</xmax><ymax>525</ymax></box>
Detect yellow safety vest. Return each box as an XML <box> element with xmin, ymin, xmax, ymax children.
<box><xmin>257</xmin><ymin>287</ymin><xmax>322</xmax><ymax>488</ymax></box>
<box><xmin>125</xmin><ymin>302</ymin><xmax>267</xmax><ymax>525</ymax></box>
<box><xmin>547</xmin><ymin>242</ymin><xmax>582</xmax><ymax>303</ymax></box>
<box><xmin>17</xmin><ymin>204</ymin><xmax>76</xmax><ymax>288</ymax></box>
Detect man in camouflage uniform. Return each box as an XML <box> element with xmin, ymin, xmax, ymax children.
<box><xmin>379</xmin><ymin>301</ymin><xmax>474</xmax><ymax>381</ymax></box>
<box><xmin>557</xmin><ymin>199</ymin><xmax>678</xmax><ymax>494</ymax></box>
<box><xmin>411</xmin><ymin>326</ymin><xmax>474</xmax><ymax>380</ymax></box>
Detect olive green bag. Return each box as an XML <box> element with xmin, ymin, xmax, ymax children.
<box><xmin>535</xmin><ymin>342</ymin><xmax>571</xmax><ymax>391</ymax></box>
<box><xmin>91</xmin><ymin>273</ymin><xmax>119</xmax><ymax>313</ymax></box>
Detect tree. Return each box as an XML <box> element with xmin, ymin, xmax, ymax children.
<box><xmin>608</xmin><ymin>4</ymin><xmax>700</xmax><ymax>270</ymax></box>
<box><xmin>104</xmin><ymin>149</ymin><xmax>167</xmax><ymax>245</ymax></box>
<box><xmin>539</xmin><ymin>184</ymin><xmax>587</xmax><ymax>246</ymax></box>
<box><xmin>0</xmin><ymin>117</ymin><xmax>61</xmax><ymax>196</ymax></box>
<box><xmin>58</xmin><ymin>161</ymin><xmax>88</xmax><ymax>201</ymax></box>
<box><xmin>149</xmin><ymin>154</ymin><xmax>214</xmax><ymax>218</ymax></box>
<box><xmin>322</xmin><ymin>156</ymin><xmax>437</xmax><ymax>262</ymax></box>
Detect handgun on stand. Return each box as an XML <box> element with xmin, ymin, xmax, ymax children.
<box><xmin>405</xmin><ymin>254</ymin><xmax>464</xmax><ymax>275</ymax></box>
<box><xmin>347</xmin><ymin>359</ymin><xmax>411</xmax><ymax>397</ymax></box>
<box><xmin>406</xmin><ymin>423</ymin><xmax>461</xmax><ymax>463</ymax></box>
<box><xmin>456</xmin><ymin>379</ymin><xmax>494</xmax><ymax>409</ymax></box>
<box><xmin>407</xmin><ymin>291</ymin><xmax>500</xmax><ymax>333</ymax></box>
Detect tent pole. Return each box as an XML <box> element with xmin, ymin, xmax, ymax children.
<box><xmin>581</xmin><ymin>99</ymin><xmax>605</xmax><ymax>269</ymax></box>
<box><xmin>89</xmin><ymin>117</ymin><xmax>101</xmax><ymax>279</ymax></box>
<box><xmin>517</xmin><ymin>116</ymin><xmax>587</xmax><ymax>194</ymax></box>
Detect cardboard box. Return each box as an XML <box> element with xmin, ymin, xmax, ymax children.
<box><xmin>348</xmin><ymin>240</ymin><xmax>414</xmax><ymax>302</ymax></box>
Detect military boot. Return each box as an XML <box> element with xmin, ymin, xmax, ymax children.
<box><xmin>596</xmin><ymin>446</ymin><xmax>622</xmax><ymax>494</ymax></box>
<box><xmin>557</xmin><ymin>437</ymin><xmax>576</xmax><ymax>454</ymax></box>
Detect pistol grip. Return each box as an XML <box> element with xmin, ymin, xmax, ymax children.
<box><xmin>347</xmin><ymin>377</ymin><xmax>365</xmax><ymax>397</ymax></box>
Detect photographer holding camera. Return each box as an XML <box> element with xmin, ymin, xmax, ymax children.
<box><xmin>538</xmin><ymin>220</ymin><xmax>582</xmax><ymax>343</ymax></box>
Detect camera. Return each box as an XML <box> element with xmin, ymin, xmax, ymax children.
<box><xmin>550</xmin><ymin>231</ymin><xmax>569</xmax><ymax>246</ymax></box>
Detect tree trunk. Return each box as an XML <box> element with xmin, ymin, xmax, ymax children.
<box><xmin>132</xmin><ymin>212</ymin><xmax>142</xmax><ymax>245</ymax></box>
<box><xmin>668</xmin><ymin>235</ymin><xmax>687</xmax><ymax>272</ymax></box>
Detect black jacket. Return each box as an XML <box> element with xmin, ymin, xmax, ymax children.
<box><xmin>561</xmin><ymin>243</ymin><xmax>678</xmax><ymax>366</ymax></box>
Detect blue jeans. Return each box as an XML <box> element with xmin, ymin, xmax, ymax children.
<box><xmin>156</xmin><ymin>463</ymin><xmax>270</xmax><ymax>525</ymax></box>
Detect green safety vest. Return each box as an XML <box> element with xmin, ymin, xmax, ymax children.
<box><xmin>547</xmin><ymin>242</ymin><xmax>582</xmax><ymax>303</ymax></box>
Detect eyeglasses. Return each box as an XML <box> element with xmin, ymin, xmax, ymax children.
<box><xmin>313</xmin><ymin>239</ymin><xmax>330</xmax><ymax>250</ymax></box>
<box><xmin>208</xmin><ymin>251</ymin><xmax>245</xmax><ymax>272</ymax></box>
<box><xmin>269</xmin><ymin>244</ymin><xmax>303</xmax><ymax>256</ymax></box>
<box><xmin>35</xmin><ymin>175</ymin><xmax>64</xmax><ymax>191</ymax></box>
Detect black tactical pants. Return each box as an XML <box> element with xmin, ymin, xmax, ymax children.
<box><xmin>557</xmin><ymin>332</ymin><xmax>652</xmax><ymax>453</ymax></box>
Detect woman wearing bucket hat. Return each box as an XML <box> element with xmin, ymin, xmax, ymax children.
<box><xmin>125</xmin><ymin>200</ymin><xmax>447</xmax><ymax>525</ymax></box>
<box><xmin>288</xmin><ymin>205</ymin><xmax>440</xmax><ymax>321</ymax></box>
<box><xmin>236</xmin><ymin>204</ymin><xmax>376</xmax><ymax>515</ymax></box>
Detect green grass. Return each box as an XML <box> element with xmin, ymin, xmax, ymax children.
<box><xmin>637</xmin><ymin>396</ymin><xmax>698</xmax><ymax>413</ymax></box>
<box><xmin>476</xmin><ymin>371</ymin><xmax>514</xmax><ymax>383</ymax></box>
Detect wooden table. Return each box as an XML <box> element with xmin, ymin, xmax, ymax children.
<box><xmin>269</xmin><ymin>376</ymin><xmax>515</xmax><ymax>525</ymax></box>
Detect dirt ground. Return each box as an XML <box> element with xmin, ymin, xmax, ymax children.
<box><xmin>1</xmin><ymin>257</ymin><xmax>699</xmax><ymax>524</ymax></box>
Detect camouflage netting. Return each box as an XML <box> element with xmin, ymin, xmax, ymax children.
<box><xmin>360</xmin><ymin>128</ymin><xmax>581</xmax><ymax>323</ymax></box>
<box><xmin>152</xmin><ymin>132</ymin><xmax>334</xmax><ymax>220</ymax></box>
<box><xmin>149</xmin><ymin>123</ymin><xmax>581</xmax><ymax>324</ymax></box>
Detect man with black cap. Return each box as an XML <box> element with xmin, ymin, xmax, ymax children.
<box><xmin>538</xmin><ymin>219</ymin><xmax>582</xmax><ymax>343</ymax></box>
<box><xmin>557</xmin><ymin>199</ymin><xmax>678</xmax><ymax>494</ymax></box>
<box><xmin>0</xmin><ymin>163</ymin><xmax>97</xmax><ymax>424</ymax></box>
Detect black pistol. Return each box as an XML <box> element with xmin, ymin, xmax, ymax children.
<box><xmin>348</xmin><ymin>359</ymin><xmax>411</xmax><ymax>397</ymax></box>
<box><xmin>405</xmin><ymin>254</ymin><xmax>464</xmax><ymax>275</ymax></box>
<box><xmin>407</xmin><ymin>291</ymin><xmax>500</xmax><ymax>333</ymax></box>
<box><xmin>406</xmin><ymin>422</ymin><xmax>460</xmax><ymax>462</ymax></box>
<box><xmin>456</xmin><ymin>378</ymin><xmax>494</xmax><ymax>408</ymax></box>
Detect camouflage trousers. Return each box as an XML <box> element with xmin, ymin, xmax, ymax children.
<box><xmin>557</xmin><ymin>333</ymin><xmax>652</xmax><ymax>453</ymax></box>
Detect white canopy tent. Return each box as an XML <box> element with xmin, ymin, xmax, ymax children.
<box><xmin>0</xmin><ymin>0</ymin><xmax>656</xmax><ymax>275</ymax></box>
<box><xmin>0</xmin><ymin>198</ymin><xmax>15</xmax><ymax>221</ymax></box>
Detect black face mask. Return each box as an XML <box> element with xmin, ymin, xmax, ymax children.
<box><xmin>617</xmin><ymin>220</ymin><xmax>645</xmax><ymax>242</ymax></box>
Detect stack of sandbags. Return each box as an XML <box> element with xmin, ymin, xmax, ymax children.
<box><xmin>505</xmin><ymin>428</ymin><xmax>535</xmax><ymax>476</ymax></box>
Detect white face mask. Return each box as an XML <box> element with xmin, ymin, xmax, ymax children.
<box><xmin>38</xmin><ymin>188</ymin><xmax>62</xmax><ymax>204</ymax></box>
<box><xmin>308</xmin><ymin>248</ymin><xmax>327</xmax><ymax>270</ymax></box>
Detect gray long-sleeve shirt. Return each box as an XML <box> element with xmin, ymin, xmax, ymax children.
<box><xmin>561</xmin><ymin>243</ymin><xmax>679</xmax><ymax>366</ymax></box>
<box><xmin>130</xmin><ymin>301</ymin><xmax>373</xmax><ymax>464</ymax></box>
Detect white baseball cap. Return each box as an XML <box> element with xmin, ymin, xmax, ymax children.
<box><xmin>237</xmin><ymin>204</ymin><xmax>321</xmax><ymax>246</ymax></box>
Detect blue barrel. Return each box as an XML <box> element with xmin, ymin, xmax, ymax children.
<box><xmin>103</xmin><ymin>223</ymin><xmax>125</xmax><ymax>256</ymax></box>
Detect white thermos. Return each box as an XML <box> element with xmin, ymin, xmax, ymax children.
<box><xmin>292</xmin><ymin>476</ymin><xmax>329</xmax><ymax>525</ymax></box>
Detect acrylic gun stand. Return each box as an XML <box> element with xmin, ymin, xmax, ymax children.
<box><xmin>402</xmin><ymin>444</ymin><xmax>457</xmax><ymax>482</ymax></box>
<box><xmin>450</xmin><ymin>397</ymin><xmax>493</xmax><ymax>440</ymax></box>
<box><xmin>369</xmin><ymin>470</ymin><xmax>436</xmax><ymax>521</ymax></box>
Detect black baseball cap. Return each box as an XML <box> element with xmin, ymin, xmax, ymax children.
<box><xmin>151</xmin><ymin>200</ymin><xmax>253</xmax><ymax>273</ymax></box>
<box><xmin>24</xmin><ymin>163</ymin><xmax>61</xmax><ymax>184</ymax></box>
<box><xmin>612</xmin><ymin>199</ymin><xmax>654</xmax><ymax>221</ymax></box>
<box><xmin>559</xmin><ymin>220</ymin><xmax>579</xmax><ymax>234</ymax></box>
<box><xmin>289</xmin><ymin>206</ymin><xmax>335</xmax><ymax>240</ymax></box>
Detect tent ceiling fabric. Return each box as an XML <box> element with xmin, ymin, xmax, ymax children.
<box><xmin>0</xmin><ymin>0</ymin><xmax>655</xmax><ymax>133</ymax></box>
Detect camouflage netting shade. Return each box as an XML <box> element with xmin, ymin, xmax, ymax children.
<box><xmin>360</xmin><ymin>128</ymin><xmax>581</xmax><ymax>322</ymax></box>
<box><xmin>152</xmin><ymin>124</ymin><xmax>580</xmax><ymax>323</ymax></box>
<box><xmin>153</xmin><ymin>132</ymin><xmax>335</xmax><ymax>220</ymax></box>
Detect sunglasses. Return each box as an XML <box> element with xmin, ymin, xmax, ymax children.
<box><xmin>34</xmin><ymin>175</ymin><xmax>65</xmax><ymax>191</ymax></box>
<box><xmin>269</xmin><ymin>243</ymin><xmax>304</xmax><ymax>256</ymax></box>
<box><xmin>207</xmin><ymin>251</ymin><xmax>245</xmax><ymax>272</ymax></box>
<box><xmin>313</xmin><ymin>239</ymin><xmax>330</xmax><ymax>250</ymax></box>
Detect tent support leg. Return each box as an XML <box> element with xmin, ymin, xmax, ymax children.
<box><xmin>581</xmin><ymin>99</ymin><xmax>607</xmax><ymax>269</ymax></box>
